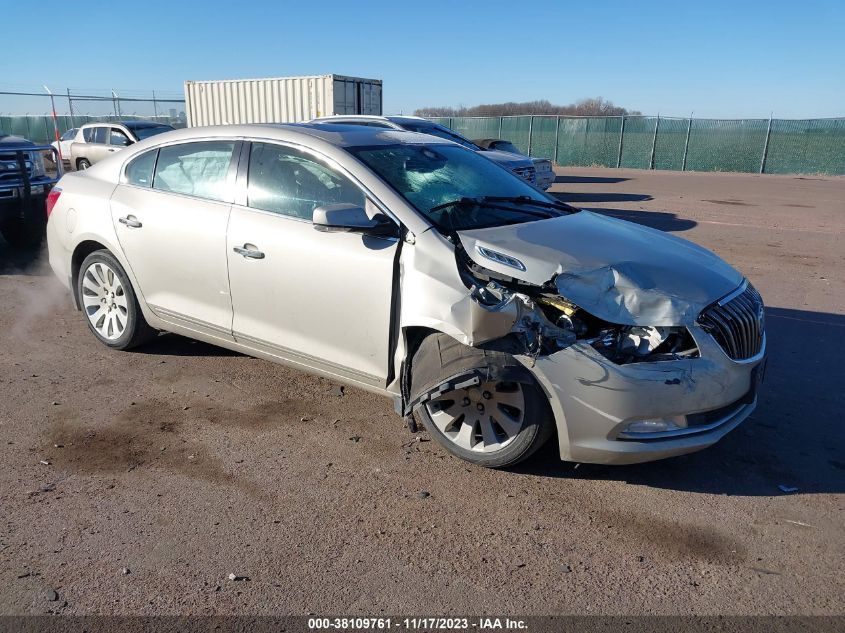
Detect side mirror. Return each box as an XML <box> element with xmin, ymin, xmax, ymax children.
<box><xmin>312</xmin><ymin>203</ymin><xmax>397</xmax><ymax>237</ymax></box>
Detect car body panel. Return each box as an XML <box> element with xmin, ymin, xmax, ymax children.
<box><xmin>226</xmin><ymin>203</ymin><xmax>398</xmax><ymax>386</ymax></box>
<box><xmin>457</xmin><ymin>211</ymin><xmax>743</xmax><ymax>325</ymax></box>
<box><xmin>110</xmin><ymin>184</ymin><xmax>236</xmax><ymax>339</ymax></box>
<box><xmin>46</xmin><ymin>123</ymin><xmax>764</xmax><ymax>465</ymax></box>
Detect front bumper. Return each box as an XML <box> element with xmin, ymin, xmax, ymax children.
<box><xmin>523</xmin><ymin>326</ymin><xmax>766</xmax><ymax>464</ymax></box>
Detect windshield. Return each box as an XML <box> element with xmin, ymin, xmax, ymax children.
<box><xmin>400</xmin><ymin>122</ymin><xmax>479</xmax><ymax>150</ymax></box>
<box><xmin>132</xmin><ymin>125</ymin><xmax>174</xmax><ymax>141</ymax></box>
<box><xmin>348</xmin><ymin>143</ymin><xmax>569</xmax><ymax>231</ymax></box>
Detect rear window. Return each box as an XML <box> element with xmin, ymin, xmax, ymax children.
<box><xmin>93</xmin><ymin>127</ymin><xmax>108</xmax><ymax>144</ymax></box>
<box><xmin>152</xmin><ymin>141</ymin><xmax>235</xmax><ymax>202</ymax></box>
<box><xmin>82</xmin><ymin>128</ymin><xmax>96</xmax><ymax>143</ymax></box>
<box><xmin>125</xmin><ymin>150</ymin><xmax>158</xmax><ymax>187</ymax></box>
<box><xmin>132</xmin><ymin>125</ymin><xmax>173</xmax><ymax>141</ymax></box>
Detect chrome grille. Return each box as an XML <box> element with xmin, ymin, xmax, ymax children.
<box><xmin>513</xmin><ymin>166</ymin><xmax>536</xmax><ymax>183</ymax></box>
<box><xmin>698</xmin><ymin>282</ymin><xmax>765</xmax><ymax>360</ymax></box>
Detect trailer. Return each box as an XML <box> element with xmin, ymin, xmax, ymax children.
<box><xmin>184</xmin><ymin>74</ymin><xmax>382</xmax><ymax>127</ymax></box>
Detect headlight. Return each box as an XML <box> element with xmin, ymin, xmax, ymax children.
<box><xmin>29</xmin><ymin>151</ymin><xmax>46</xmax><ymax>178</ymax></box>
<box><xmin>534</xmin><ymin>295</ymin><xmax>698</xmax><ymax>363</ymax></box>
<box><xmin>590</xmin><ymin>325</ymin><xmax>697</xmax><ymax>363</ymax></box>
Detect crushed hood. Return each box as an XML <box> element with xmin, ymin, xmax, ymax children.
<box><xmin>457</xmin><ymin>211</ymin><xmax>744</xmax><ymax>326</ymax></box>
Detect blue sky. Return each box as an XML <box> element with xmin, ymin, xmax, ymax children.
<box><xmin>3</xmin><ymin>0</ymin><xmax>843</xmax><ymax>118</ymax></box>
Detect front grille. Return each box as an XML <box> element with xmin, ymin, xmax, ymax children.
<box><xmin>698</xmin><ymin>282</ymin><xmax>764</xmax><ymax>360</ymax></box>
<box><xmin>0</xmin><ymin>152</ymin><xmax>33</xmax><ymax>184</ymax></box>
<box><xmin>513</xmin><ymin>166</ymin><xmax>536</xmax><ymax>183</ymax></box>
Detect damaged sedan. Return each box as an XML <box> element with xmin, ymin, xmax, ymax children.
<box><xmin>46</xmin><ymin>123</ymin><xmax>766</xmax><ymax>467</ymax></box>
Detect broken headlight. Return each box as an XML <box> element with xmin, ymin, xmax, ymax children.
<box><xmin>534</xmin><ymin>296</ymin><xmax>698</xmax><ymax>363</ymax></box>
<box><xmin>589</xmin><ymin>325</ymin><xmax>698</xmax><ymax>363</ymax></box>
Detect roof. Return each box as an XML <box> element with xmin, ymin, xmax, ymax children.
<box><xmin>311</xmin><ymin>115</ymin><xmax>431</xmax><ymax>126</ymax></box>
<box><xmin>125</xmin><ymin>122</ymin><xmax>454</xmax><ymax>149</ymax></box>
<box><xmin>80</xmin><ymin>120</ymin><xmax>173</xmax><ymax>129</ymax></box>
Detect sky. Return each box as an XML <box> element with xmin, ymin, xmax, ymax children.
<box><xmin>2</xmin><ymin>0</ymin><xmax>843</xmax><ymax>119</ymax></box>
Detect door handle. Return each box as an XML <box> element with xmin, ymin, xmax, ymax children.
<box><xmin>108</xmin><ymin>148</ymin><xmax>116</xmax><ymax>152</ymax></box>
<box><xmin>118</xmin><ymin>215</ymin><xmax>142</xmax><ymax>228</ymax></box>
<box><xmin>233</xmin><ymin>244</ymin><xmax>265</xmax><ymax>259</ymax></box>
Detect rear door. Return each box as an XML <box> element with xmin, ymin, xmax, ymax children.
<box><xmin>226</xmin><ymin>141</ymin><xmax>398</xmax><ymax>386</ymax></box>
<box><xmin>110</xmin><ymin>140</ymin><xmax>239</xmax><ymax>340</ymax></box>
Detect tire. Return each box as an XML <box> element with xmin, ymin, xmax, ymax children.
<box><xmin>0</xmin><ymin>208</ymin><xmax>46</xmax><ymax>249</ymax></box>
<box><xmin>77</xmin><ymin>158</ymin><xmax>91</xmax><ymax>170</ymax></box>
<box><xmin>409</xmin><ymin>333</ymin><xmax>553</xmax><ymax>468</ymax></box>
<box><xmin>76</xmin><ymin>250</ymin><xmax>157</xmax><ymax>350</ymax></box>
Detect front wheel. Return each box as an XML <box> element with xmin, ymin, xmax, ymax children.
<box><xmin>76</xmin><ymin>250</ymin><xmax>156</xmax><ymax>350</ymax></box>
<box><xmin>410</xmin><ymin>333</ymin><xmax>553</xmax><ymax>468</ymax></box>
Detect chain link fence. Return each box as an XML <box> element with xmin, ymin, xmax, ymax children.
<box><xmin>0</xmin><ymin>88</ymin><xmax>186</xmax><ymax>145</ymax></box>
<box><xmin>431</xmin><ymin>115</ymin><xmax>845</xmax><ymax>175</ymax></box>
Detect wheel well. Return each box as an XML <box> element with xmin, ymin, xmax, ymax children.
<box><xmin>70</xmin><ymin>240</ymin><xmax>108</xmax><ymax>309</ymax></box>
<box><xmin>76</xmin><ymin>157</ymin><xmax>88</xmax><ymax>169</ymax></box>
<box><xmin>398</xmin><ymin>326</ymin><xmax>439</xmax><ymax>406</ymax></box>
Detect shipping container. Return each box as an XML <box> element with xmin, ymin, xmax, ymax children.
<box><xmin>183</xmin><ymin>74</ymin><xmax>382</xmax><ymax>127</ymax></box>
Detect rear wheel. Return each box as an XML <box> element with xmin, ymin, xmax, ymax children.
<box><xmin>77</xmin><ymin>158</ymin><xmax>91</xmax><ymax>170</ymax></box>
<box><xmin>76</xmin><ymin>250</ymin><xmax>156</xmax><ymax>350</ymax></box>
<box><xmin>410</xmin><ymin>333</ymin><xmax>553</xmax><ymax>468</ymax></box>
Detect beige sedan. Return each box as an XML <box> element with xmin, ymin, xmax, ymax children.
<box><xmin>46</xmin><ymin>123</ymin><xmax>766</xmax><ymax>467</ymax></box>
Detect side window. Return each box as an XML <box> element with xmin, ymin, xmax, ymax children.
<box><xmin>247</xmin><ymin>142</ymin><xmax>365</xmax><ymax>220</ymax></box>
<box><xmin>152</xmin><ymin>141</ymin><xmax>235</xmax><ymax>202</ymax></box>
<box><xmin>82</xmin><ymin>127</ymin><xmax>96</xmax><ymax>143</ymax></box>
<box><xmin>61</xmin><ymin>129</ymin><xmax>77</xmax><ymax>141</ymax></box>
<box><xmin>125</xmin><ymin>150</ymin><xmax>158</xmax><ymax>188</ymax></box>
<box><xmin>110</xmin><ymin>128</ymin><xmax>132</xmax><ymax>147</ymax></box>
<box><xmin>93</xmin><ymin>127</ymin><xmax>109</xmax><ymax>144</ymax></box>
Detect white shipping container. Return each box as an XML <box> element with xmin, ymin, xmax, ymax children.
<box><xmin>184</xmin><ymin>74</ymin><xmax>382</xmax><ymax>127</ymax></box>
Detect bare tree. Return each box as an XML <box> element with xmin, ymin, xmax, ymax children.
<box><xmin>415</xmin><ymin>97</ymin><xmax>640</xmax><ymax>118</ymax></box>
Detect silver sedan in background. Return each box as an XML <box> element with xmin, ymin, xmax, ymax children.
<box><xmin>46</xmin><ymin>123</ymin><xmax>765</xmax><ymax>467</ymax></box>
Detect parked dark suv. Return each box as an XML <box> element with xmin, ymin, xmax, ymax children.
<box><xmin>0</xmin><ymin>132</ymin><xmax>59</xmax><ymax>247</ymax></box>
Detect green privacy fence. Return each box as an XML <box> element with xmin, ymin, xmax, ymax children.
<box><xmin>432</xmin><ymin>115</ymin><xmax>845</xmax><ymax>175</ymax></box>
<box><xmin>0</xmin><ymin>114</ymin><xmax>186</xmax><ymax>145</ymax></box>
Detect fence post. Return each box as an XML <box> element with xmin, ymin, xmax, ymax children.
<box><xmin>649</xmin><ymin>114</ymin><xmax>660</xmax><ymax>170</ymax></box>
<box><xmin>760</xmin><ymin>114</ymin><xmax>773</xmax><ymax>174</ymax></box>
<box><xmin>616</xmin><ymin>115</ymin><xmax>626</xmax><ymax>168</ymax></box>
<box><xmin>498</xmin><ymin>116</ymin><xmax>502</xmax><ymax>139</ymax></box>
<box><xmin>553</xmin><ymin>116</ymin><xmax>560</xmax><ymax>165</ymax></box>
<box><xmin>681</xmin><ymin>113</ymin><xmax>693</xmax><ymax>171</ymax></box>
<box><xmin>152</xmin><ymin>90</ymin><xmax>159</xmax><ymax>119</ymax></box>
<box><xmin>66</xmin><ymin>88</ymin><xmax>75</xmax><ymax>124</ymax></box>
<box><xmin>527</xmin><ymin>115</ymin><xmax>534</xmax><ymax>156</ymax></box>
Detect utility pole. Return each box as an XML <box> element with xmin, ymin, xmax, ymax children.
<box><xmin>43</xmin><ymin>85</ymin><xmax>62</xmax><ymax>161</ymax></box>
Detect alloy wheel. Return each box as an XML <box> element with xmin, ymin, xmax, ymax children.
<box><xmin>81</xmin><ymin>262</ymin><xmax>129</xmax><ymax>340</ymax></box>
<box><xmin>425</xmin><ymin>380</ymin><xmax>526</xmax><ymax>453</ymax></box>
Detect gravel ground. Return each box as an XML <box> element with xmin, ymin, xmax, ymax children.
<box><xmin>0</xmin><ymin>167</ymin><xmax>843</xmax><ymax>617</ymax></box>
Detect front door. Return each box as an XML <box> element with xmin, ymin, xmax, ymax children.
<box><xmin>111</xmin><ymin>140</ymin><xmax>239</xmax><ymax>339</ymax></box>
<box><xmin>226</xmin><ymin>141</ymin><xmax>398</xmax><ymax>387</ymax></box>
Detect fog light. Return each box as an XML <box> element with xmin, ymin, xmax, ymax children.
<box><xmin>619</xmin><ymin>418</ymin><xmax>683</xmax><ymax>437</ymax></box>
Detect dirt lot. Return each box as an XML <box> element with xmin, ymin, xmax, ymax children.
<box><xmin>0</xmin><ymin>167</ymin><xmax>843</xmax><ymax>617</ymax></box>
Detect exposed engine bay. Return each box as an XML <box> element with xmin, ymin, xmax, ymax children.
<box><xmin>454</xmin><ymin>241</ymin><xmax>700</xmax><ymax>364</ymax></box>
